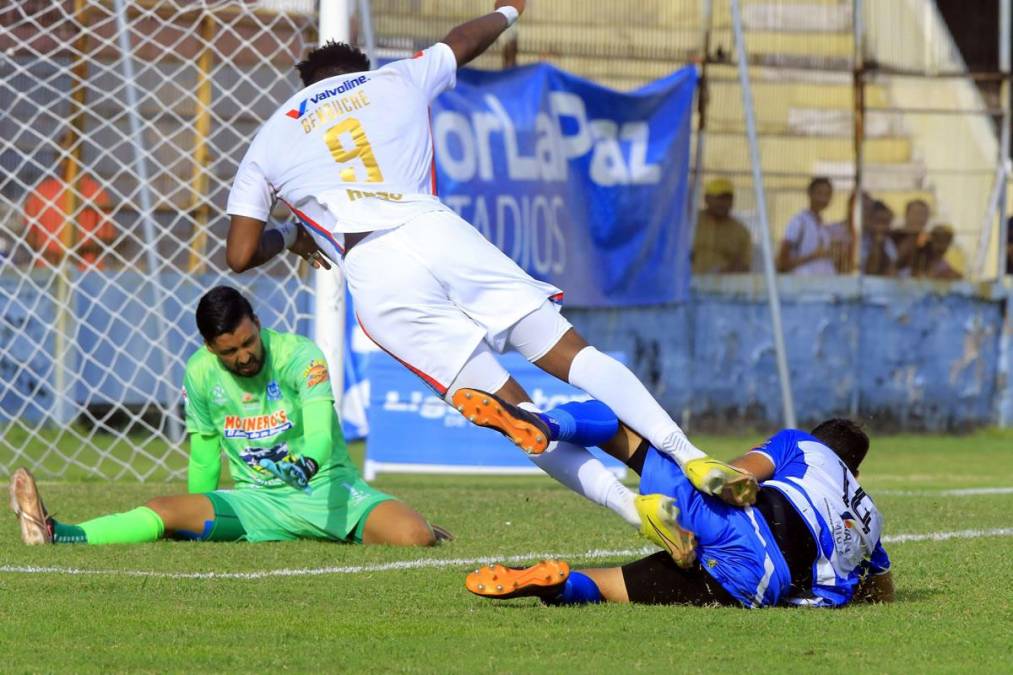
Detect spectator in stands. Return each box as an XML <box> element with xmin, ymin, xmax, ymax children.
<box><xmin>893</xmin><ymin>199</ymin><xmax>930</xmax><ymax>272</ymax></box>
<box><xmin>827</xmin><ymin>191</ymin><xmax>872</xmax><ymax>274</ymax></box>
<box><xmin>910</xmin><ymin>224</ymin><xmax>961</xmax><ymax>280</ymax></box>
<box><xmin>776</xmin><ymin>177</ymin><xmax>836</xmax><ymax>275</ymax></box>
<box><xmin>861</xmin><ymin>201</ymin><xmax>898</xmax><ymax>277</ymax></box>
<box><xmin>23</xmin><ymin>165</ymin><xmax>116</xmax><ymax>270</ymax></box>
<box><xmin>691</xmin><ymin>178</ymin><xmax>752</xmax><ymax>274</ymax></box>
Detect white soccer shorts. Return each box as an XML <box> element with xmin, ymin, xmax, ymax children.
<box><xmin>343</xmin><ymin>209</ymin><xmax>563</xmax><ymax>395</ymax></box>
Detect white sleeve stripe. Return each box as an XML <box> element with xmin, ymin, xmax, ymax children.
<box><xmin>744</xmin><ymin>507</ymin><xmax>776</xmax><ymax>608</ymax></box>
<box><xmin>748</xmin><ymin>449</ymin><xmax>776</xmax><ymax>467</ymax></box>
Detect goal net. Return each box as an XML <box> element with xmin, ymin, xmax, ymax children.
<box><xmin>0</xmin><ymin>0</ymin><xmax>320</xmax><ymax>480</ymax></box>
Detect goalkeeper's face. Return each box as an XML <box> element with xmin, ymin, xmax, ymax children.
<box><xmin>206</xmin><ymin>316</ymin><xmax>265</xmax><ymax>378</ymax></box>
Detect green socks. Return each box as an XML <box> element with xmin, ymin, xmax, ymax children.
<box><xmin>52</xmin><ymin>506</ymin><xmax>165</xmax><ymax>545</ymax></box>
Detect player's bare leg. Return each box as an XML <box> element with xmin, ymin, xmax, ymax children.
<box><xmin>532</xmin><ymin>327</ymin><xmax>757</xmax><ymax>507</ymax></box>
<box><xmin>144</xmin><ymin>494</ymin><xmax>216</xmax><ymax>537</ymax></box>
<box><xmin>361</xmin><ymin>500</ymin><xmax>438</xmax><ymax>547</ymax></box>
<box><xmin>466</xmin><ymin>558</ymin><xmax>739</xmax><ymax>606</ymax></box>
<box><xmin>576</xmin><ymin>567</ymin><xmax>629</xmax><ymax>602</ymax></box>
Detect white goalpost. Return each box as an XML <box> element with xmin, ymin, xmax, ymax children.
<box><xmin>313</xmin><ymin>0</ymin><xmax>349</xmax><ymax>417</ymax></box>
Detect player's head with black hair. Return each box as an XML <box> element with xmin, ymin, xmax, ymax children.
<box><xmin>196</xmin><ymin>286</ymin><xmax>265</xmax><ymax>377</ymax></box>
<box><xmin>810</xmin><ymin>418</ymin><xmax>869</xmax><ymax>475</ymax></box>
<box><xmin>196</xmin><ymin>286</ymin><xmax>256</xmax><ymax>342</ymax></box>
<box><xmin>296</xmin><ymin>41</ymin><xmax>370</xmax><ymax>86</ymax></box>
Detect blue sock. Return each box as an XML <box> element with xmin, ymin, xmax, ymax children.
<box><xmin>541</xmin><ymin>400</ymin><xmax>619</xmax><ymax>447</ymax></box>
<box><xmin>550</xmin><ymin>571</ymin><xmax>603</xmax><ymax>605</ymax></box>
<box><xmin>536</xmin><ymin>412</ymin><xmax>565</xmax><ymax>441</ymax></box>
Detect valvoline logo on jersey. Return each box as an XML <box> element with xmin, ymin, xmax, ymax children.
<box><xmin>223</xmin><ymin>410</ymin><xmax>293</xmax><ymax>440</ymax></box>
<box><xmin>286</xmin><ymin>75</ymin><xmax>369</xmax><ymax>119</ymax></box>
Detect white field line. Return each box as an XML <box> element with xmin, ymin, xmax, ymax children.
<box><xmin>1</xmin><ymin>528</ymin><xmax>1011</xmax><ymax>580</ymax></box>
<box><xmin>876</xmin><ymin>487</ymin><xmax>1013</xmax><ymax>497</ymax></box>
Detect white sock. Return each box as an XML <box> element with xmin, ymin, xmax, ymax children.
<box><xmin>566</xmin><ymin>346</ymin><xmax>706</xmax><ymax>467</ymax></box>
<box><xmin>519</xmin><ymin>402</ymin><xmax>641</xmax><ymax>528</ymax></box>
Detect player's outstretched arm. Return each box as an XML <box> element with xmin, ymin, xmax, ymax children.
<box><xmin>227</xmin><ymin>216</ymin><xmax>330</xmax><ymax>272</ymax></box>
<box><xmin>442</xmin><ymin>0</ymin><xmax>524</xmax><ymax>67</ymax></box>
<box><xmin>226</xmin><ymin>214</ymin><xmax>281</xmax><ymax>272</ymax></box>
<box><xmin>729</xmin><ymin>452</ymin><xmax>775</xmax><ymax>481</ymax></box>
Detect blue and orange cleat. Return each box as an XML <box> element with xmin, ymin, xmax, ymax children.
<box><xmin>451</xmin><ymin>388</ymin><xmax>551</xmax><ymax>455</ymax></box>
<box><xmin>465</xmin><ymin>560</ymin><xmax>570</xmax><ymax>600</ymax></box>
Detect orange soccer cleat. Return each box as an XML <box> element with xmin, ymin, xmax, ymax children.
<box><xmin>465</xmin><ymin>560</ymin><xmax>570</xmax><ymax>600</ymax></box>
<box><xmin>451</xmin><ymin>388</ymin><xmax>551</xmax><ymax>455</ymax></box>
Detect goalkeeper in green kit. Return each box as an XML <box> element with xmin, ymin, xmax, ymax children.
<box><xmin>9</xmin><ymin>286</ymin><xmax>445</xmax><ymax>547</ymax></box>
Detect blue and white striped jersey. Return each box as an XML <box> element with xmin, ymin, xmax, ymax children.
<box><xmin>750</xmin><ymin>429</ymin><xmax>891</xmax><ymax>607</ymax></box>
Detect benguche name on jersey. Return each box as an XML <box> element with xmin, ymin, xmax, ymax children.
<box><xmin>301</xmin><ymin>89</ymin><xmax>372</xmax><ymax>134</ymax></box>
<box><xmin>223</xmin><ymin>411</ymin><xmax>293</xmax><ymax>439</ymax></box>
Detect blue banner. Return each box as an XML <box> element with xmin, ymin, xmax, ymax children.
<box><xmin>363</xmin><ymin>350</ymin><xmax>626</xmax><ymax>478</ymax></box>
<box><xmin>431</xmin><ymin>64</ymin><xmax>697</xmax><ymax>306</ymax></box>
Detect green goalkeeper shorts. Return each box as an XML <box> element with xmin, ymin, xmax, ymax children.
<box><xmin>205</xmin><ymin>475</ymin><xmax>395</xmax><ymax>543</ymax></box>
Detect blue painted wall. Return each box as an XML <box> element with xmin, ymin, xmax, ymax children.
<box><xmin>567</xmin><ymin>277</ymin><xmax>1011</xmax><ymax>432</ymax></box>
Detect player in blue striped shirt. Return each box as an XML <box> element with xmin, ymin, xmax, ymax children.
<box><xmin>462</xmin><ymin>393</ymin><xmax>893</xmax><ymax>608</ymax></box>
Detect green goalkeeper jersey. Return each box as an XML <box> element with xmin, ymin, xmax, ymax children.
<box><xmin>182</xmin><ymin>328</ymin><xmax>355</xmax><ymax>489</ymax></box>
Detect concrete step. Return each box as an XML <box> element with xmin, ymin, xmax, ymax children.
<box><xmin>697</xmin><ymin>171</ymin><xmax>929</xmax><ymax>195</ymax></box>
<box><xmin>785</xmin><ymin>108</ymin><xmax>904</xmax><ymax>137</ymax></box>
<box><xmin>706</xmin><ymin>28</ymin><xmax>853</xmax><ymax>59</ymax></box>
<box><xmin>740</xmin><ymin>2</ymin><xmax>852</xmax><ymax>32</ymax></box>
<box><xmin>370</xmin><ymin>0</ymin><xmax>722</xmax><ymax>30</ymax></box>
<box><xmin>371</xmin><ymin>0</ymin><xmax>848</xmax><ymax>27</ymax></box>
<box><xmin>705</xmin><ymin>78</ymin><xmax>891</xmax><ymax>133</ymax></box>
<box><xmin>374</xmin><ymin>14</ymin><xmax>701</xmax><ymax>61</ymax></box>
<box><xmin>703</xmin><ymin>133</ymin><xmax>913</xmax><ymax>175</ymax></box>
<box><xmin>373</xmin><ymin>9</ymin><xmax>853</xmax><ymax>61</ymax></box>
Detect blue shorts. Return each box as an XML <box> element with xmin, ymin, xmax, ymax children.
<box><xmin>640</xmin><ymin>447</ymin><xmax>792</xmax><ymax>607</ymax></box>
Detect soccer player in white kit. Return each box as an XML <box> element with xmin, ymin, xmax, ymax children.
<box><xmin>224</xmin><ymin>0</ymin><xmax>757</xmax><ymax>535</ymax></box>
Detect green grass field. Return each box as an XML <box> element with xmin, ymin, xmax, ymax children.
<box><xmin>2</xmin><ymin>430</ymin><xmax>1012</xmax><ymax>673</ymax></box>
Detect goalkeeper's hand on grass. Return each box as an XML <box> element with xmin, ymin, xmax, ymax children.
<box><xmin>259</xmin><ymin>455</ymin><xmax>318</xmax><ymax>494</ymax></box>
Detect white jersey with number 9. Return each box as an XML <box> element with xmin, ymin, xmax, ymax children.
<box><xmin>227</xmin><ymin>43</ymin><xmax>459</xmax><ymax>250</ymax></box>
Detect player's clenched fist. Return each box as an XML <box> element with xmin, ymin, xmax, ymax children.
<box><xmin>494</xmin><ymin>0</ymin><xmax>524</xmax><ymax>15</ymax></box>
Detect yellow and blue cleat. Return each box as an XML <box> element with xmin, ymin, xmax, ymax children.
<box><xmin>683</xmin><ymin>457</ymin><xmax>758</xmax><ymax>507</ymax></box>
<box><xmin>635</xmin><ymin>494</ymin><xmax>697</xmax><ymax>568</ymax></box>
